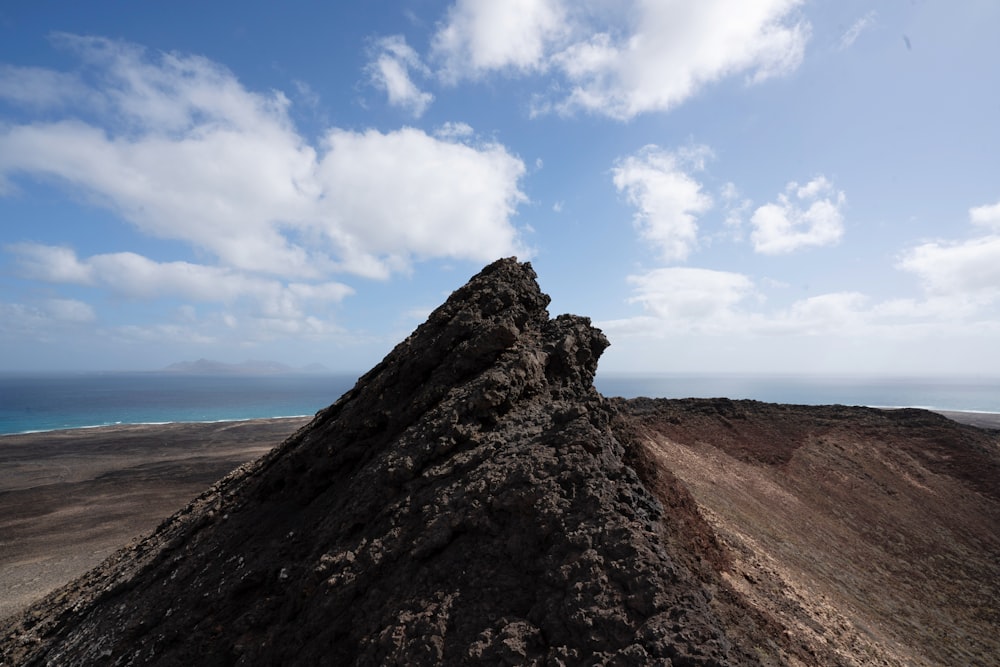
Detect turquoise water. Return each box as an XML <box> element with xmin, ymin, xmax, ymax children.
<box><xmin>1</xmin><ymin>372</ymin><xmax>998</xmax><ymax>435</ymax></box>
<box><xmin>0</xmin><ymin>373</ymin><xmax>357</xmax><ymax>435</ymax></box>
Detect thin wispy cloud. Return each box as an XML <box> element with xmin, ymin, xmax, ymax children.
<box><xmin>838</xmin><ymin>11</ymin><xmax>877</xmax><ymax>50</ymax></box>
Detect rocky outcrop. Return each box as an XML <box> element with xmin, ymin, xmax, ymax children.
<box><xmin>0</xmin><ymin>259</ymin><xmax>773</xmax><ymax>665</ymax></box>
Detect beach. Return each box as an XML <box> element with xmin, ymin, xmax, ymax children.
<box><xmin>0</xmin><ymin>417</ymin><xmax>310</xmax><ymax>620</ymax></box>
<box><xmin>929</xmin><ymin>410</ymin><xmax>1000</xmax><ymax>430</ymax></box>
<box><xmin>1</xmin><ymin>409</ymin><xmax>997</xmax><ymax>622</ymax></box>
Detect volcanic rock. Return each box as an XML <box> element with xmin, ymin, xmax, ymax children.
<box><xmin>0</xmin><ymin>259</ymin><xmax>774</xmax><ymax>665</ymax></box>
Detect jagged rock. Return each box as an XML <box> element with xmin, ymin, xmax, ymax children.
<box><xmin>0</xmin><ymin>258</ymin><xmax>769</xmax><ymax>666</ymax></box>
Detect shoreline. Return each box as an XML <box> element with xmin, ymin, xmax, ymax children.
<box><xmin>923</xmin><ymin>409</ymin><xmax>1000</xmax><ymax>430</ymax></box>
<box><xmin>0</xmin><ymin>413</ymin><xmax>317</xmax><ymax>438</ymax></box>
<box><xmin>3</xmin><ymin>405</ymin><xmax>998</xmax><ymax>438</ymax></box>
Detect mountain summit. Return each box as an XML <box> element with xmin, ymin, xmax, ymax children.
<box><xmin>1</xmin><ymin>258</ymin><xmax>770</xmax><ymax>665</ymax></box>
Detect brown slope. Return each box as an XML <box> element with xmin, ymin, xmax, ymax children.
<box><xmin>0</xmin><ymin>419</ymin><xmax>310</xmax><ymax>621</ymax></box>
<box><xmin>1</xmin><ymin>259</ymin><xmax>772</xmax><ymax>666</ymax></box>
<box><xmin>626</xmin><ymin>397</ymin><xmax>1000</xmax><ymax>666</ymax></box>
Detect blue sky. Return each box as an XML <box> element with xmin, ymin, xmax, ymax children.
<box><xmin>1</xmin><ymin>1</ymin><xmax>998</xmax><ymax>376</ymax></box>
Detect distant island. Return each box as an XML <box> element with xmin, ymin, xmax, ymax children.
<box><xmin>161</xmin><ymin>359</ymin><xmax>331</xmax><ymax>375</ymax></box>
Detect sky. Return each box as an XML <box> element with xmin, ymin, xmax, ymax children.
<box><xmin>1</xmin><ymin>1</ymin><xmax>998</xmax><ymax>376</ymax></box>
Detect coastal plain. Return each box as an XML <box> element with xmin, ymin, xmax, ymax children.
<box><xmin>0</xmin><ymin>417</ymin><xmax>310</xmax><ymax>620</ymax></box>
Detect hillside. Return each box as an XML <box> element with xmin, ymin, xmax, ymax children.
<box><xmin>1</xmin><ymin>259</ymin><xmax>778</xmax><ymax>665</ymax></box>
<box><xmin>626</xmin><ymin>398</ymin><xmax>1000</xmax><ymax>666</ymax></box>
<box><xmin>2</xmin><ymin>258</ymin><xmax>998</xmax><ymax>666</ymax></box>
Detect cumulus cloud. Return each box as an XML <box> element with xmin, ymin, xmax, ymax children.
<box><xmin>8</xmin><ymin>243</ymin><xmax>353</xmax><ymax>320</ymax></box>
<box><xmin>612</xmin><ymin>146</ymin><xmax>713</xmax><ymax>262</ymax></box>
<box><xmin>626</xmin><ymin>267</ymin><xmax>754</xmax><ymax>328</ymax></box>
<box><xmin>434</xmin><ymin>121</ymin><xmax>474</xmax><ymax>140</ymax></box>
<box><xmin>767</xmin><ymin>292</ymin><xmax>869</xmax><ymax>334</ymax></box>
<box><xmin>8</xmin><ymin>243</ymin><xmax>95</xmax><ymax>283</ymax></box>
<box><xmin>367</xmin><ymin>35</ymin><xmax>434</xmax><ymax>117</ymax></box>
<box><xmin>611</xmin><ymin>203</ymin><xmax>1000</xmax><ymax>346</ymax></box>
<box><xmin>970</xmin><ymin>200</ymin><xmax>1000</xmax><ymax>230</ymax></box>
<box><xmin>898</xmin><ymin>236</ymin><xmax>1000</xmax><ymax>301</ymax></box>
<box><xmin>552</xmin><ymin>0</ymin><xmax>809</xmax><ymax>119</ymax></box>
<box><xmin>428</xmin><ymin>0</ymin><xmax>808</xmax><ymax>120</ymax></box>
<box><xmin>750</xmin><ymin>176</ymin><xmax>846</xmax><ymax>254</ymax></box>
<box><xmin>608</xmin><ymin>268</ymin><xmax>949</xmax><ymax>342</ymax></box>
<box><xmin>432</xmin><ymin>0</ymin><xmax>566</xmax><ymax>81</ymax></box>
<box><xmin>896</xmin><ymin>202</ymin><xmax>1000</xmax><ymax>304</ymax></box>
<box><xmin>0</xmin><ymin>35</ymin><xmax>529</xmax><ymax>283</ymax></box>
<box><xmin>317</xmin><ymin>128</ymin><xmax>528</xmax><ymax>277</ymax></box>
<box><xmin>605</xmin><ymin>198</ymin><xmax>1000</xmax><ymax>353</ymax></box>
<box><xmin>0</xmin><ymin>299</ymin><xmax>96</xmax><ymax>340</ymax></box>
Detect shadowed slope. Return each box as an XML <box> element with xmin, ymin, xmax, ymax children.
<box><xmin>1</xmin><ymin>260</ymin><xmax>771</xmax><ymax>666</ymax></box>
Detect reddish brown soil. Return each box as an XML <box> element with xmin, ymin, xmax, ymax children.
<box><xmin>626</xmin><ymin>398</ymin><xmax>1000</xmax><ymax>666</ymax></box>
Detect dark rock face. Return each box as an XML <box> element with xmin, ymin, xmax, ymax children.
<box><xmin>1</xmin><ymin>259</ymin><xmax>765</xmax><ymax>665</ymax></box>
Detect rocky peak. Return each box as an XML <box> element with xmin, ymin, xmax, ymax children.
<box><xmin>2</xmin><ymin>258</ymin><xmax>764</xmax><ymax>666</ymax></box>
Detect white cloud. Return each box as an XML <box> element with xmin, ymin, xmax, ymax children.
<box><xmin>367</xmin><ymin>35</ymin><xmax>434</xmax><ymax>117</ymax></box>
<box><xmin>767</xmin><ymin>291</ymin><xmax>869</xmax><ymax>334</ymax></box>
<box><xmin>0</xmin><ymin>298</ymin><xmax>96</xmax><ymax>339</ymax></box>
<box><xmin>8</xmin><ymin>244</ymin><xmax>353</xmax><ymax>320</ymax></box>
<box><xmin>7</xmin><ymin>243</ymin><xmax>95</xmax><ymax>283</ymax></box>
<box><xmin>626</xmin><ymin>267</ymin><xmax>754</xmax><ymax>328</ymax></box>
<box><xmin>551</xmin><ymin>0</ymin><xmax>809</xmax><ymax>119</ymax></box>
<box><xmin>719</xmin><ymin>182</ymin><xmax>752</xmax><ymax>239</ymax></box>
<box><xmin>316</xmin><ymin>128</ymin><xmax>528</xmax><ymax>277</ymax></box>
<box><xmin>434</xmin><ymin>121</ymin><xmax>474</xmax><ymax>140</ymax></box>
<box><xmin>895</xmin><ymin>203</ymin><xmax>1000</xmax><ymax>305</ymax></box>
<box><xmin>113</xmin><ymin>322</ymin><xmax>219</xmax><ymax>345</ymax></box>
<box><xmin>970</xmin><ymin>200</ymin><xmax>1000</xmax><ymax>230</ymax></box>
<box><xmin>838</xmin><ymin>11</ymin><xmax>877</xmax><ymax>51</ymax></box>
<box><xmin>608</xmin><ymin>270</ymin><xmax>950</xmax><ymax>343</ymax></box>
<box><xmin>432</xmin><ymin>0</ymin><xmax>566</xmax><ymax>81</ymax></box>
<box><xmin>612</xmin><ymin>145</ymin><xmax>713</xmax><ymax>261</ymax></box>
<box><xmin>43</xmin><ymin>298</ymin><xmax>97</xmax><ymax>323</ymax></box>
<box><xmin>897</xmin><ymin>235</ymin><xmax>1000</xmax><ymax>301</ymax></box>
<box><xmin>430</xmin><ymin>0</ymin><xmax>808</xmax><ymax>119</ymax></box>
<box><xmin>0</xmin><ymin>64</ymin><xmax>97</xmax><ymax>109</ymax></box>
<box><xmin>49</xmin><ymin>33</ymin><xmax>292</xmax><ymax>135</ymax></box>
<box><xmin>0</xmin><ymin>36</ymin><xmax>528</xmax><ymax>282</ymax></box>
<box><xmin>750</xmin><ymin>175</ymin><xmax>846</xmax><ymax>254</ymax></box>
<box><xmin>607</xmin><ymin>200</ymin><xmax>1000</xmax><ymax>358</ymax></box>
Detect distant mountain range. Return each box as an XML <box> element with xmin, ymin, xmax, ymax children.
<box><xmin>161</xmin><ymin>359</ymin><xmax>330</xmax><ymax>375</ymax></box>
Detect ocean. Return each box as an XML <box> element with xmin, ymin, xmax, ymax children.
<box><xmin>1</xmin><ymin>372</ymin><xmax>998</xmax><ymax>436</ymax></box>
<box><xmin>0</xmin><ymin>373</ymin><xmax>358</xmax><ymax>436</ymax></box>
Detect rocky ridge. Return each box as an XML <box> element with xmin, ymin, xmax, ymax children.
<box><xmin>7</xmin><ymin>259</ymin><xmax>997</xmax><ymax>666</ymax></box>
<box><xmin>0</xmin><ymin>259</ymin><xmax>778</xmax><ymax>666</ymax></box>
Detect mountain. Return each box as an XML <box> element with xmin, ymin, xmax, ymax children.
<box><xmin>162</xmin><ymin>359</ymin><xmax>330</xmax><ymax>374</ymax></box>
<box><xmin>2</xmin><ymin>258</ymin><xmax>998</xmax><ymax>665</ymax></box>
